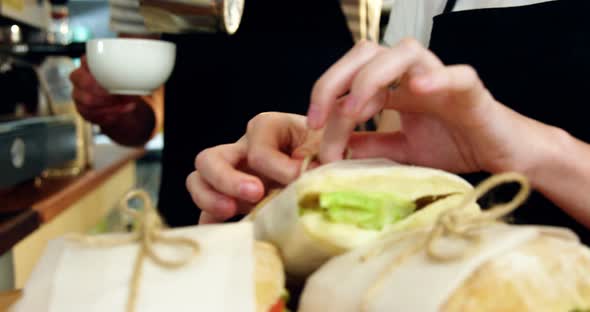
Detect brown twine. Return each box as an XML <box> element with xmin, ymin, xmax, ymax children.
<box><xmin>241</xmin><ymin>188</ymin><xmax>283</xmax><ymax>222</ymax></box>
<box><xmin>300</xmin><ymin>154</ymin><xmax>316</xmax><ymax>177</ymax></box>
<box><xmin>299</xmin><ymin>149</ymin><xmax>353</xmax><ymax>176</ymax></box>
<box><xmin>361</xmin><ymin>172</ymin><xmax>531</xmax><ymax>312</ymax></box>
<box><xmin>425</xmin><ymin>172</ymin><xmax>530</xmax><ymax>261</ymax></box>
<box><xmin>67</xmin><ymin>189</ymin><xmax>200</xmax><ymax>312</ymax></box>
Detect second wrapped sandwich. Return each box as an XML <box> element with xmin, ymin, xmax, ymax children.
<box><xmin>249</xmin><ymin>158</ymin><xmax>480</xmax><ymax>277</ymax></box>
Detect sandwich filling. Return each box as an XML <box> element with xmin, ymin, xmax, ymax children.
<box><xmin>300</xmin><ymin>191</ymin><xmax>454</xmax><ymax>231</ymax></box>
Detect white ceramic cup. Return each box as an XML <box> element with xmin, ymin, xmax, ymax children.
<box><xmin>86</xmin><ymin>38</ymin><xmax>176</xmax><ymax>95</ymax></box>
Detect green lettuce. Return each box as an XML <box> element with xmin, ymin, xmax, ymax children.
<box><xmin>301</xmin><ymin>191</ymin><xmax>416</xmax><ymax>230</ymax></box>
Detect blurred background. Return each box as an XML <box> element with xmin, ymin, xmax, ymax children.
<box><xmin>0</xmin><ymin>0</ymin><xmax>393</xmax><ymax>298</ymax></box>
<box><xmin>0</xmin><ymin>0</ymin><xmax>393</xmax><ymax>209</ymax></box>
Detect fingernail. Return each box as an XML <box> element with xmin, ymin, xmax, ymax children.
<box><xmin>239</xmin><ymin>181</ymin><xmax>260</xmax><ymax>199</ymax></box>
<box><xmin>307</xmin><ymin>104</ymin><xmax>321</xmax><ymax>129</ymax></box>
<box><xmin>342</xmin><ymin>96</ymin><xmax>359</xmax><ymax>115</ymax></box>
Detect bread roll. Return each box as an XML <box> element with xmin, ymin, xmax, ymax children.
<box><xmin>250</xmin><ymin>158</ymin><xmax>479</xmax><ymax>277</ymax></box>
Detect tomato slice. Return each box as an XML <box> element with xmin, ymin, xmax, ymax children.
<box><xmin>269</xmin><ymin>298</ymin><xmax>285</xmax><ymax>312</ymax></box>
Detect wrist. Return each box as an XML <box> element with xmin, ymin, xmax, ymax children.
<box><xmin>523</xmin><ymin>125</ymin><xmax>573</xmax><ymax>190</ymax></box>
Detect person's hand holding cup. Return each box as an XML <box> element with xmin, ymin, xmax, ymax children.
<box><xmin>70</xmin><ymin>38</ymin><xmax>175</xmax><ymax>145</ymax></box>
<box><xmin>70</xmin><ymin>56</ymin><xmax>140</xmax><ymax>127</ymax></box>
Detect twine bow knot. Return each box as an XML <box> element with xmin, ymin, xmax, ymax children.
<box><xmin>425</xmin><ymin>172</ymin><xmax>531</xmax><ymax>261</ymax></box>
<box><xmin>361</xmin><ymin>172</ymin><xmax>531</xmax><ymax>312</ymax></box>
<box><xmin>67</xmin><ymin>189</ymin><xmax>200</xmax><ymax>312</ymax></box>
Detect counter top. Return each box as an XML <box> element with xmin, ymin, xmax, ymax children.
<box><xmin>0</xmin><ymin>144</ymin><xmax>144</xmax><ymax>255</ymax></box>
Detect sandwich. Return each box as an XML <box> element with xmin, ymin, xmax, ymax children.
<box><xmin>254</xmin><ymin>241</ymin><xmax>288</xmax><ymax>312</ymax></box>
<box><xmin>248</xmin><ymin>158</ymin><xmax>480</xmax><ymax>277</ymax></box>
<box><xmin>12</xmin><ymin>221</ymin><xmax>288</xmax><ymax>312</ymax></box>
<box><xmin>298</xmin><ymin>223</ymin><xmax>590</xmax><ymax>312</ymax></box>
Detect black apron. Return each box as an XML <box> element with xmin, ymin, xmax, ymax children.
<box><xmin>429</xmin><ymin>0</ymin><xmax>590</xmax><ymax>244</ymax></box>
<box><xmin>159</xmin><ymin>1</ymin><xmax>354</xmax><ymax>227</ymax></box>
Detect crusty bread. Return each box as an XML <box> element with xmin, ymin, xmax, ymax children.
<box><xmin>298</xmin><ymin>225</ymin><xmax>590</xmax><ymax>312</ymax></box>
<box><xmin>444</xmin><ymin>236</ymin><xmax>590</xmax><ymax>312</ymax></box>
<box><xmin>254</xmin><ymin>241</ymin><xmax>285</xmax><ymax>312</ymax></box>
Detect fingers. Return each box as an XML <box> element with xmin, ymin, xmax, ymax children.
<box><xmin>247</xmin><ymin>145</ymin><xmax>299</xmax><ymax>185</ymax></box>
<box><xmin>70</xmin><ymin>57</ymin><xmax>110</xmax><ymax>102</ymax></box>
<box><xmin>246</xmin><ymin>113</ymin><xmax>307</xmax><ymax>184</ymax></box>
<box><xmin>308</xmin><ymin>40</ymin><xmax>385</xmax><ymax>129</ymax></box>
<box><xmin>74</xmin><ymin>96</ymin><xmax>136</xmax><ymax>125</ymax></box>
<box><xmin>317</xmin><ymin>92</ymin><xmax>388</xmax><ymax>162</ymax></box>
<box><xmin>292</xmin><ymin>128</ymin><xmax>323</xmax><ymax>159</ymax></box>
<box><xmin>315</xmin><ymin>39</ymin><xmax>444</xmax><ymax>163</ymax></box>
<box><xmin>411</xmin><ymin>64</ymin><xmax>489</xmax><ymax>105</ymax></box>
<box><xmin>71</xmin><ymin>86</ymin><xmax>110</xmax><ymax>107</ymax></box>
<box><xmin>191</xmin><ymin>113</ymin><xmax>311</xmax><ymax>222</ymax></box>
<box><xmin>318</xmin><ymin>93</ymin><xmax>383</xmax><ymax>163</ymax></box>
<box><xmin>347</xmin><ymin>131</ymin><xmax>409</xmax><ymax>163</ymax></box>
<box><xmin>195</xmin><ymin>140</ymin><xmax>265</xmax><ymax>204</ymax></box>
<box><xmin>347</xmin><ymin>38</ymin><xmax>443</xmax><ymax>116</ymax></box>
<box><xmin>308</xmin><ymin>95</ymin><xmax>356</xmax><ymax>162</ymax></box>
<box><xmin>70</xmin><ymin>74</ymin><xmax>110</xmax><ymax>108</ymax></box>
<box><xmin>191</xmin><ymin>140</ymin><xmax>267</xmax><ymax>221</ymax></box>
<box><xmin>71</xmin><ymin>55</ymin><xmax>137</xmax><ymax>124</ymax></box>
<box><xmin>318</xmin><ymin>107</ymin><xmax>358</xmax><ymax>162</ymax></box>
<box><xmin>389</xmin><ymin>64</ymin><xmax>492</xmax><ymax>126</ymax></box>
<box><xmin>198</xmin><ymin>212</ymin><xmax>224</xmax><ymax>225</ymax></box>
<box><xmin>186</xmin><ymin>171</ymin><xmax>237</xmax><ymax>220</ymax></box>
<box><xmin>309</xmin><ymin>39</ymin><xmax>440</xmax><ymax>128</ymax></box>
<box><xmin>71</xmin><ymin>58</ymin><xmax>148</xmax><ymax>126</ymax></box>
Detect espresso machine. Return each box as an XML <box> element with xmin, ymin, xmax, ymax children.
<box><xmin>0</xmin><ymin>8</ymin><xmax>87</xmax><ymax>191</ymax></box>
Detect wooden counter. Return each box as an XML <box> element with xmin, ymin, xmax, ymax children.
<box><xmin>0</xmin><ymin>143</ymin><xmax>145</xmax><ymax>288</ymax></box>
<box><xmin>0</xmin><ymin>290</ymin><xmax>21</xmax><ymax>312</ymax></box>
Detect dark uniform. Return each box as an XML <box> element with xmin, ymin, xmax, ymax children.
<box><xmin>429</xmin><ymin>0</ymin><xmax>590</xmax><ymax>244</ymax></box>
<box><xmin>159</xmin><ymin>1</ymin><xmax>354</xmax><ymax>226</ymax></box>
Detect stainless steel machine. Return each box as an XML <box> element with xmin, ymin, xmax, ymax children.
<box><xmin>0</xmin><ymin>13</ymin><xmax>87</xmax><ymax>191</ymax></box>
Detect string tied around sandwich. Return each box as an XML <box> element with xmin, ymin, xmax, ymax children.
<box><xmin>66</xmin><ymin>189</ymin><xmax>200</xmax><ymax>312</ymax></box>
<box><xmin>425</xmin><ymin>172</ymin><xmax>530</xmax><ymax>261</ymax></box>
<box><xmin>361</xmin><ymin>172</ymin><xmax>530</xmax><ymax>312</ymax></box>
<box><xmin>299</xmin><ymin>148</ymin><xmax>353</xmax><ymax>176</ymax></box>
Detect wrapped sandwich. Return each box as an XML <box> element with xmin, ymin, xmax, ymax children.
<box><xmin>299</xmin><ymin>174</ymin><xmax>590</xmax><ymax>312</ymax></box>
<box><xmin>249</xmin><ymin>158</ymin><xmax>480</xmax><ymax>277</ymax></box>
<box><xmin>12</xmin><ymin>198</ymin><xmax>287</xmax><ymax>312</ymax></box>
<box><xmin>299</xmin><ymin>224</ymin><xmax>590</xmax><ymax>312</ymax></box>
<box><xmin>254</xmin><ymin>241</ymin><xmax>289</xmax><ymax>312</ymax></box>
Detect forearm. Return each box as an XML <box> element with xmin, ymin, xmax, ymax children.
<box><xmin>526</xmin><ymin>127</ymin><xmax>590</xmax><ymax>228</ymax></box>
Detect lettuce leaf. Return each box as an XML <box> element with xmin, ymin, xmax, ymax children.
<box><xmin>301</xmin><ymin>191</ymin><xmax>416</xmax><ymax>230</ymax></box>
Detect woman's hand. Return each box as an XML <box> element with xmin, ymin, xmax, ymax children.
<box><xmin>185</xmin><ymin>39</ymin><xmax>571</xmax><ymax>225</ymax></box>
<box><xmin>186</xmin><ymin>113</ymin><xmax>321</xmax><ymax>224</ymax></box>
<box><xmin>307</xmin><ymin>39</ymin><xmax>558</xmax><ymax>177</ymax></box>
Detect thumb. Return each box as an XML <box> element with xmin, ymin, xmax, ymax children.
<box><xmin>348</xmin><ymin>131</ymin><xmax>409</xmax><ymax>163</ymax></box>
